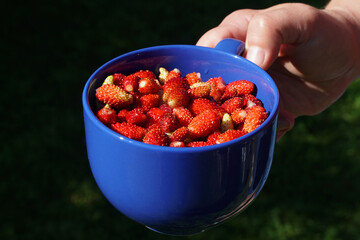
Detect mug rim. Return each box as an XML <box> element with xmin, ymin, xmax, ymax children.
<box><xmin>82</xmin><ymin>44</ymin><xmax>279</xmax><ymax>153</ymax></box>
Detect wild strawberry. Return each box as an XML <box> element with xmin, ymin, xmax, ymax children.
<box><xmin>113</xmin><ymin>73</ymin><xmax>126</xmax><ymax>86</ymax></box>
<box><xmin>95</xmin><ymin>84</ymin><xmax>133</xmax><ymax>108</ymax></box>
<box><xmin>231</xmin><ymin>109</ymin><xmax>247</xmax><ymax>125</ymax></box>
<box><xmin>216</xmin><ymin>129</ymin><xmax>246</xmax><ymax>144</ymax></box>
<box><xmin>166</xmin><ymin>68</ymin><xmax>182</xmax><ymax>81</ymax></box>
<box><xmin>159</xmin><ymin>103</ymin><xmax>173</xmax><ymax>114</ymax></box>
<box><xmin>146</xmin><ymin>107</ymin><xmax>167</xmax><ymax>123</ymax></box>
<box><xmin>173</xmin><ymin>107</ymin><xmax>193</xmax><ymax>127</ymax></box>
<box><xmin>207</xmin><ymin>131</ymin><xmax>221</xmax><ymax>145</ymax></box>
<box><xmin>159</xmin><ymin>113</ymin><xmax>178</xmax><ymax>133</ymax></box>
<box><xmin>102</xmin><ymin>75</ymin><xmax>114</xmax><ymax>85</ymax></box>
<box><xmin>221</xmin><ymin>113</ymin><xmax>234</xmax><ymax>132</ymax></box>
<box><xmin>243</xmin><ymin>94</ymin><xmax>263</xmax><ymax>108</ymax></box>
<box><xmin>143</xmin><ymin>128</ymin><xmax>170</xmax><ymax>146</ymax></box>
<box><xmin>125</xmin><ymin>108</ymin><xmax>147</xmax><ymax>126</ymax></box>
<box><xmin>138</xmin><ymin>77</ymin><xmax>160</xmax><ymax>94</ymax></box>
<box><xmin>111</xmin><ymin>122</ymin><xmax>146</xmax><ymax>141</ymax></box>
<box><xmin>188</xmin><ymin>98</ymin><xmax>219</xmax><ymax>116</ymax></box>
<box><xmin>188</xmin><ymin>110</ymin><xmax>221</xmax><ymax>139</ymax></box>
<box><xmin>158</xmin><ymin>67</ymin><xmax>169</xmax><ymax>84</ymax></box>
<box><xmin>163</xmin><ymin>76</ymin><xmax>189</xmax><ymax>90</ymax></box>
<box><xmin>209</xmin><ymin>85</ymin><xmax>223</xmax><ymax>102</ymax></box>
<box><xmin>166</xmin><ymin>88</ymin><xmax>190</xmax><ymax>108</ymax></box>
<box><xmin>122</xmin><ymin>74</ymin><xmax>140</xmax><ymax>92</ymax></box>
<box><xmin>169</xmin><ymin>126</ymin><xmax>189</xmax><ymax>142</ymax></box>
<box><xmin>222</xmin><ymin>80</ymin><xmax>255</xmax><ymax>100</ymax></box>
<box><xmin>187</xmin><ymin>141</ymin><xmax>210</xmax><ymax>147</ymax></box>
<box><xmin>96</xmin><ymin>105</ymin><xmax>118</xmax><ymax>125</ymax></box>
<box><xmin>138</xmin><ymin>94</ymin><xmax>160</xmax><ymax>112</ymax></box>
<box><xmin>133</xmin><ymin>70</ymin><xmax>156</xmax><ymax>80</ymax></box>
<box><xmin>185</xmin><ymin>72</ymin><xmax>202</xmax><ymax>85</ymax></box>
<box><xmin>221</xmin><ymin>97</ymin><xmax>244</xmax><ymax>113</ymax></box>
<box><xmin>188</xmin><ymin>82</ymin><xmax>211</xmax><ymax>98</ymax></box>
<box><xmin>162</xmin><ymin>77</ymin><xmax>190</xmax><ymax>102</ymax></box>
<box><xmin>170</xmin><ymin>141</ymin><xmax>186</xmax><ymax>147</ymax></box>
<box><xmin>117</xmin><ymin>109</ymin><xmax>129</xmax><ymax>122</ymax></box>
<box><xmin>207</xmin><ymin>77</ymin><xmax>226</xmax><ymax>92</ymax></box>
<box><xmin>188</xmin><ymin>98</ymin><xmax>226</xmax><ymax>118</ymax></box>
<box><xmin>243</xmin><ymin>106</ymin><xmax>267</xmax><ymax>133</ymax></box>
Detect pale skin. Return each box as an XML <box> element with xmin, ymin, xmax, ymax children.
<box><xmin>197</xmin><ymin>0</ymin><xmax>360</xmax><ymax>140</ymax></box>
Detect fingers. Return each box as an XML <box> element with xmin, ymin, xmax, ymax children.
<box><xmin>276</xmin><ymin>109</ymin><xmax>295</xmax><ymax>141</ymax></box>
<box><xmin>245</xmin><ymin>3</ymin><xmax>320</xmax><ymax>70</ymax></box>
<box><xmin>197</xmin><ymin>3</ymin><xmax>319</xmax><ymax>70</ymax></box>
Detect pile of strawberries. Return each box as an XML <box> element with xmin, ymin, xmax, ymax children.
<box><xmin>94</xmin><ymin>67</ymin><xmax>268</xmax><ymax>147</ymax></box>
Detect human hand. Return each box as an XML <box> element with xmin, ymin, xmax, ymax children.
<box><xmin>197</xmin><ymin>2</ymin><xmax>360</xmax><ymax>140</ymax></box>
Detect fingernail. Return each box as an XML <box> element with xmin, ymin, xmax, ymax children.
<box><xmin>246</xmin><ymin>46</ymin><xmax>265</xmax><ymax>67</ymax></box>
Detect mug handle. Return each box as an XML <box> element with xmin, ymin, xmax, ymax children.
<box><xmin>214</xmin><ymin>38</ymin><xmax>245</xmax><ymax>56</ymax></box>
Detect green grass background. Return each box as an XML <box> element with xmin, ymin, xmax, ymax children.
<box><xmin>2</xmin><ymin>0</ymin><xmax>360</xmax><ymax>239</ymax></box>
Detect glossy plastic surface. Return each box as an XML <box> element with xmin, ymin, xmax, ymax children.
<box><xmin>82</xmin><ymin>38</ymin><xmax>279</xmax><ymax>235</ymax></box>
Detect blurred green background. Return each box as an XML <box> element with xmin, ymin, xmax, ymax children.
<box><xmin>2</xmin><ymin>0</ymin><xmax>360</xmax><ymax>239</ymax></box>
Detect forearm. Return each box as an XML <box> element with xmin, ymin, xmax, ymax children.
<box><xmin>325</xmin><ymin>0</ymin><xmax>360</xmax><ymax>80</ymax></box>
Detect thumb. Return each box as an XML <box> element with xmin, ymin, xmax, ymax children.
<box><xmin>244</xmin><ymin>3</ymin><xmax>317</xmax><ymax>70</ymax></box>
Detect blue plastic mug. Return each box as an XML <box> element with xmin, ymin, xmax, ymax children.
<box><xmin>82</xmin><ymin>39</ymin><xmax>279</xmax><ymax>235</ymax></box>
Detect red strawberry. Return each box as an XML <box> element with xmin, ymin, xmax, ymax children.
<box><xmin>122</xmin><ymin>74</ymin><xmax>140</xmax><ymax>92</ymax></box>
<box><xmin>96</xmin><ymin>105</ymin><xmax>118</xmax><ymax>125</ymax></box>
<box><xmin>111</xmin><ymin>122</ymin><xmax>146</xmax><ymax>141</ymax></box>
<box><xmin>166</xmin><ymin>68</ymin><xmax>182</xmax><ymax>81</ymax></box>
<box><xmin>159</xmin><ymin>113</ymin><xmax>178</xmax><ymax>133</ymax></box>
<box><xmin>117</xmin><ymin>109</ymin><xmax>129</xmax><ymax>122</ymax></box>
<box><xmin>113</xmin><ymin>73</ymin><xmax>126</xmax><ymax>86</ymax></box>
<box><xmin>143</xmin><ymin>128</ymin><xmax>170</xmax><ymax>146</ymax></box>
<box><xmin>222</xmin><ymin>80</ymin><xmax>255</xmax><ymax>100</ymax></box>
<box><xmin>166</xmin><ymin>88</ymin><xmax>190</xmax><ymax>108</ymax></box>
<box><xmin>209</xmin><ymin>85</ymin><xmax>223</xmax><ymax>102</ymax></box>
<box><xmin>138</xmin><ymin>94</ymin><xmax>160</xmax><ymax>112</ymax></box>
<box><xmin>188</xmin><ymin>98</ymin><xmax>226</xmax><ymax>118</ymax></box>
<box><xmin>159</xmin><ymin>103</ymin><xmax>173</xmax><ymax>114</ymax></box>
<box><xmin>216</xmin><ymin>129</ymin><xmax>246</xmax><ymax>144</ymax></box>
<box><xmin>231</xmin><ymin>108</ymin><xmax>247</xmax><ymax>125</ymax></box>
<box><xmin>169</xmin><ymin>126</ymin><xmax>189</xmax><ymax>142</ymax></box>
<box><xmin>207</xmin><ymin>131</ymin><xmax>221</xmax><ymax>145</ymax></box>
<box><xmin>146</xmin><ymin>107</ymin><xmax>167</xmax><ymax>123</ymax></box>
<box><xmin>95</xmin><ymin>84</ymin><xmax>133</xmax><ymax>108</ymax></box>
<box><xmin>187</xmin><ymin>141</ymin><xmax>210</xmax><ymax>147</ymax></box>
<box><xmin>221</xmin><ymin>97</ymin><xmax>244</xmax><ymax>113</ymax></box>
<box><xmin>188</xmin><ymin>110</ymin><xmax>221</xmax><ymax>139</ymax></box>
<box><xmin>185</xmin><ymin>72</ymin><xmax>202</xmax><ymax>85</ymax></box>
<box><xmin>173</xmin><ymin>107</ymin><xmax>193</xmax><ymax>127</ymax></box>
<box><xmin>188</xmin><ymin>82</ymin><xmax>211</xmax><ymax>98</ymax></box>
<box><xmin>138</xmin><ymin>77</ymin><xmax>160</xmax><ymax>94</ymax></box>
<box><xmin>188</xmin><ymin>98</ymin><xmax>219</xmax><ymax>116</ymax></box>
<box><xmin>162</xmin><ymin>77</ymin><xmax>190</xmax><ymax>102</ymax></box>
<box><xmin>133</xmin><ymin>70</ymin><xmax>156</xmax><ymax>80</ymax></box>
<box><xmin>207</xmin><ymin>77</ymin><xmax>226</xmax><ymax>92</ymax></box>
<box><xmin>243</xmin><ymin>94</ymin><xmax>263</xmax><ymax>108</ymax></box>
<box><xmin>125</xmin><ymin>108</ymin><xmax>147</xmax><ymax>126</ymax></box>
<box><xmin>243</xmin><ymin>106</ymin><xmax>267</xmax><ymax>133</ymax></box>
<box><xmin>170</xmin><ymin>141</ymin><xmax>186</xmax><ymax>147</ymax></box>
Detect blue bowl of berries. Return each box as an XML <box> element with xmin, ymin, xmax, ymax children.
<box><xmin>82</xmin><ymin>38</ymin><xmax>279</xmax><ymax>235</ymax></box>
